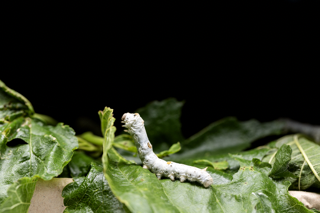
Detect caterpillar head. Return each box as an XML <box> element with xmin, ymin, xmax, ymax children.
<box><xmin>121</xmin><ymin>113</ymin><xmax>145</xmax><ymax>133</ymax></box>
<box><xmin>203</xmin><ymin>176</ymin><xmax>213</xmax><ymax>188</ymax></box>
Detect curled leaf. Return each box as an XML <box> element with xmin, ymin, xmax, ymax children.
<box><xmin>156</xmin><ymin>142</ymin><xmax>181</xmax><ymax>158</ymax></box>
<box><xmin>193</xmin><ymin>159</ymin><xmax>229</xmax><ymax>170</ymax></box>
<box><xmin>113</xmin><ymin>134</ymin><xmax>137</xmax><ymax>153</ymax></box>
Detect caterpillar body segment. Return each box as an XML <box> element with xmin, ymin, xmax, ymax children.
<box><xmin>121</xmin><ymin>113</ymin><xmax>214</xmax><ymax>188</ymax></box>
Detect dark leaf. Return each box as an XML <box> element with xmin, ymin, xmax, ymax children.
<box><xmin>62</xmin><ymin>163</ymin><xmax>124</xmax><ymax>213</ymax></box>
<box><xmin>269</xmin><ymin>145</ymin><xmax>296</xmax><ymax>179</ymax></box>
<box><xmin>136</xmin><ymin>98</ymin><xmax>184</xmax><ymax>151</ymax></box>
<box><xmin>176</xmin><ymin>117</ymin><xmax>285</xmax><ymax>160</ymax></box>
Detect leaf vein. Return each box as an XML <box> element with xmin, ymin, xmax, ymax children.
<box><xmin>294</xmin><ymin>135</ymin><xmax>320</xmax><ymax>183</ymax></box>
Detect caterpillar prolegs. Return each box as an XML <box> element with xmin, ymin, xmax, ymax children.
<box><xmin>121</xmin><ymin>113</ymin><xmax>213</xmax><ymax>188</ymax></box>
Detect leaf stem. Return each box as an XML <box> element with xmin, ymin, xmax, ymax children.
<box><xmin>298</xmin><ymin>160</ymin><xmax>306</xmax><ymax>191</ymax></box>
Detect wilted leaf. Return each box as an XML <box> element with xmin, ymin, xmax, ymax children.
<box><xmin>62</xmin><ymin>162</ymin><xmax>124</xmax><ymax>213</ymax></box>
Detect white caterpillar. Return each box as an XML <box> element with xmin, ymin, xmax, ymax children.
<box><xmin>121</xmin><ymin>112</ymin><xmax>213</xmax><ymax>188</ymax></box>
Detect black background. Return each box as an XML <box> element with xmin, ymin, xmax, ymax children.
<box><xmin>2</xmin><ymin>1</ymin><xmax>319</xmax><ymax>138</ymax></box>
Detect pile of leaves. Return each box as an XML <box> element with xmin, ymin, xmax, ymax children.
<box><xmin>0</xmin><ymin>80</ymin><xmax>319</xmax><ymax>213</ymax></box>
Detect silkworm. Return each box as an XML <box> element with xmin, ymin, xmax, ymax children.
<box><xmin>121</xmin><ymin>112</ymin><xmax>213</xmax><ymax>188</ymax></box>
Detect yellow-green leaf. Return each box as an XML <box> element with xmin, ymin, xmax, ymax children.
<box><xmin>193</xmin><ymin>160</ymin><xmax>229</xmax><ymax>170</ymax></box>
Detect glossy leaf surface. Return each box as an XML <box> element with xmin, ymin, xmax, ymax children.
<box><xmin>0</xmin><ymin>81</ymin><xmax>78</xmax><ymax>208</ymax></box>
<box><xmin>0</xmin><ymin>177</ymin><xmax>38</xmax><ymax>213</ymax></box>
<box><xmin>63</xmin><ymin>163</ymin><xmax>124</xmax><ymax>213</ymax></box>
<box><xmin>0</xmin><ymin>118</ymin><xmax>78</xmax><ymax>203</ymax></box>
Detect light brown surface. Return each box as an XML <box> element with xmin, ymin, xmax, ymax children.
<box><xmin>28</xmin><ymin>178</ymin><xmax>73</xmax><ymax>213</ymax></box>
<box><xmin>289</xmin><ymin>191</ymin><xmax>320</xmax><ymax>210</ymax></box>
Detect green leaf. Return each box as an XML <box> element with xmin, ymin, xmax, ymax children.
<box><xmin>0</xmin><ymin>81</ymin><xmax>79</xmax><ymax>210</ymax></box>
<box><xmin>104</xmin><ymin>148</ymin><xmax>313</xmax><ymax>212</ymax></box>
<box><xmin>170</xmin><ymin>146</ymin><xmax>271</xmax><ymax>176</ymax></box>
<box><xmin>60</xmin><ymin>152</ymin><xmax>98</xmax><ymax>178</ymax></box>
<box><xmin>0</xmin><ymin>177</ymin><xmax>38</xmax><ymax>213</ymax></box>
<box><xmin>104</xmin><ymin>148</ymin><xmax>181</xmax><ymax>213</ymax></box>
<box><xmin>77</xmin><ymin>136</ymin><xmax>102</xmax><ymax>152</ymax></box>
<box><xmin>101</xmin><ymin>110</ymin><xmax>313</xmax><ymax>213</ymax></box>
<box><xmin>134</xmin><ymin>98</ymin><xmax>285</xmax><ymax>162</ymax></box>
<box><xmin>0</xmin><ymin>118</ymin><xmax>78</xmax><ymax>204</ymax></box>
<box><xmin>157</xmin><ymin>142</ymin><xmax>181</xmax><ymax>158</ymax></box>
<box><xmin>136</xmin><ymin>98</ymin><xmax>184</xmax><ymax>151</ymax></box>
<box><xmin>98</xmin><ymin>107</ymin><xmax>114</xmax><ymax>138</ymax></box>
<box><xmin>113</xmin><ymin>134</ymin><xmax>137</xmax><ymax>153</ymax></box>
<box><xmin>193</xmin><ymin>160</ymin><xmax>229</xmax><ymax>170</ymax></box>
<box><xmin>0</xmin><ymin>80</ymin><xmax>34</xmax><ymax>122</ymax></box>
<box><xmin>100</xmin><ymin>107</ymin><xmax>116</xmax><ymax>169</ymax></box>
<box><xmin>63</xmin><ymin>162</ymin><xmax>125</xmax><ymax>213</ymax></box>
<box><xmin>269</xmin><ymin>145</ymin><xmax>296</xmax><ymax>179</ymax></box>
<box><xmin>263</xmin><ymin>135</ymin><xmax>320</xmax><ymax>190</ymax></box>
<box><xmin>175</xmin><ymin>117</ymin><xmax>285</xmax><ymax>161</ymax></box>
<box><xmin>207</xmin><ymin>158</ymin><xmax>313</xmax><ymax>213</ymax></box>
<box><xmin>32</xmin><ymin>113</ymin><xmax>58</xmax><ymax>126</ymax></box>
<box><xmin>101</xmin><ymin>110</ymin><xmax>181</xmax><ymax>212</ymax></box>
<box><xmin>78</xmin><ymin>131</ymin><xmax>103</xmax><ymax>146</ymax></box>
